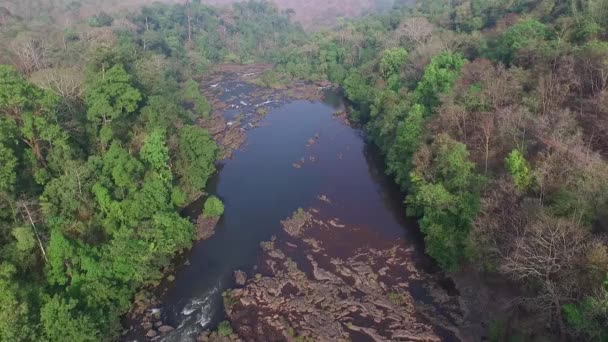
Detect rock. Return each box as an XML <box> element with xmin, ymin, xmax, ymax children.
<box><xmin>154</xmin><ymin>321</ymin><xmax>163</xmax><ymax>328</ymax></box>
<box><xmin>234</xmin><ymin>270</ymin><xmax>247</xmax><ymax>286</ymax></box>
<box><xmin>142</xmin><ymin>321</ymin><xmax>153</xmax><ymax>330</ymax></box>
<box><xmin>196</xmin><ymin>215</ymin><xmax>220</xmax><ymax>240</ymax></box>
<box><xmin>167</xmin><ymin>275</ymin><xmax>176</xmax><ymax>282</ymax></box>
<box><xmin>158</xmin><ymin>325</ymin><xmax>175</xmax><ymax>334</ymax></box>
<box><xmin>151</xmin><ymin>309</ymin><xmax>161</xmax><ymax>319</ymax></box>
<box><xmin>240</xmin><ymin>296</ymin><xmax>254</xmax><ymax>306</ymax></box>
<box><xmin>145</xmin><ymin>329</ymin><xmax>158</xmax><ymax>338</ymax></box>
<box><xmin>221</xmin><ymin>203</ymin><xmax>461</xmax><ymax>342</ymax></box>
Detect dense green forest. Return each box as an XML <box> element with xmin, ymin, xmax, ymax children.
<box><xmin>267</xmin><ymin>0</ymin><xmax>608</xmax><ymax>339</ymax></box>
<box><xmin>1</xmin><ymin>0</ymin><xmax>608</xmax><ymax>340</ymax></box>
<box><xmin>0</xmin><ymin>1</ymin><xmax>304</xmax><ymax>340</ymax></box>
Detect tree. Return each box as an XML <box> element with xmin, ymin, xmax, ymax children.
<box><xmin>40</xmin><ymin>295</ymin><xmax>99</xmax><ymax>342</ymax></box>
<box><xmin>85</xmin><ymin>64</ymin><xmax>141</xmax><ymax>145</ymax></box>
<box><xmin>176</xmin><ymin>126</ymin><xmax>217</xmax><ymax>199</ymax></box>
<box><xmin>0</xmin><ymin>263</ymin><xmax>39</xmax><ymax>342</ymax></box>
<box><xmin>182</xmin><ymin>79</ymin><xmax>211</xmax><ymax>118</ymax></box>
<box><xmin>0</xmin><ymin>65</ymin><xmax>71</xmax><ymax>184</ymax></box>
<box><xmin>386</xmin><ymin>104</ymin><xmax>425</xmax><ymax>189</ymax></box>
<box><xmin>380</xmin><ymin>48</ymin><xmax>408</xmax><ymax>82</ymax></box>
<box><xmin>87</xmin><ymin>12</ymin><xmax>114</xmax><ymax>27</ymax></box>
<box><xmin>414</xmin><ymin>51</ymin><xmax>466</xmax><ymax>111</ymax></box>
<box><xmin>492</xmin><ymin>18</ymin><xmax>551</xmax><ymax>65</ymax></box>
<box><xmin>0</xmin><ymin>144</ymin><xmax>17</xmax><ymax>193</ymax></box>
<box><xmin>505</xmin><ymin>149</ymin><xmax>534</xmax><ymax>192</ymax></box>
<box><xmin>396</xmin><ymin>17</ymin><xmax>433</xmax><ymax>46</ymax></box>
<box><xmin>407</xmin><ymin>135</ymin><xmax>481</xmax><ymax>270</ymax></box>
<box><xmin>140</xmin><ymin>129</ymin><xmax>170</xmax><ymax>178</ymax></box>
<box><xmin>203</xmin><ymin>196</ymin><xmax>224</xmax><ymax>218</ymax></box>
<box><xmin>501</xmin><ymin>213</ymin><xmax>589</xmax><ymax>336</ymax></box>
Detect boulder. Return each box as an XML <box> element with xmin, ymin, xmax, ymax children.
<box><xmin>158</xmin><ymin>325</ymin><xmax>175</xmax><ymax>334</ymax></box>
<box><xmin>234</xmin><ymin>270</ymin><xmax>247</xmax><ymax>286</ymax></box>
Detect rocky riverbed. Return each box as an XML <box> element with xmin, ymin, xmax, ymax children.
<box><xmin>218</xmin><ymin>202</ymin><xmax>465</xmax><ymax>342</ymax></box>
<box><xmin>122</xmin><ymin>64</ymin><xmax>506</xmax><ymax>342</ymax></box>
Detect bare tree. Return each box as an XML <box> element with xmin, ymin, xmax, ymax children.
<box><xmin>537</xmin><ymin>57</ymin><xmax>579</xmax><ymax>116</ymax></box>
<box><xmin>396</xmin><ymin>17</ymin><xmax>434</xmax><ymax>46</ymax></box>
<box><xmin>501</xmin><ymin>213</ymin><xmax>589</xmax><ymax>336</ymax></box>
<box><xmin>29</xmin><ymin>67</ymin><xmax>85</xmax><ymax>100</ymax></box>
<box><xmin>10</xmin><ymin>35</ymin><xmax>49</xmax><ymax>75</ymax></box>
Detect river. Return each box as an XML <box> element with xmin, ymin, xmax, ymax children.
<box><xmin>128</xmin><ymin>67</ymin><xmax>462</xmax><ymax>341</ymax></box>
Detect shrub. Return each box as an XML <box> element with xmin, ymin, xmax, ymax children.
<box><xmin>203</xmin><ymin>196</ymin><xmax>224</xmax><ymax>218</ymax></box>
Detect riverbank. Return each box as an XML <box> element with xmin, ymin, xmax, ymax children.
<box><xmin>122</xmin><ymin>65</ymin><xmax>339</xmax><ymax>341</ymax></box>
<box><xmin>123</xmin><ymin>64</ymin><xmax>513</xmax><ymax>342</ymax></box>
<box><xmin>224</xmin><ymin>206</ymin><xmax>462</xmax><ymax>341</ymax></box>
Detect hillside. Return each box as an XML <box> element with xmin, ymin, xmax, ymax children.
<box><xmin>0</xmin><ymin>0</ymin><xmax>396</xmax><ymax>29</ymax></box>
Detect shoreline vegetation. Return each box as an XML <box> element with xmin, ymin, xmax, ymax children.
<box><xmin>0</xmin><ymin>0</ymin><xmax>608</xmax><ymax>341</ymax></box>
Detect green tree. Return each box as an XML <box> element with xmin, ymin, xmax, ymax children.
<box><xmin>492</xmin><ymin>19</ymin><xmax>551</xmax><ymax>65</ymax></box>
<box><xmin>0</xmin><ymin>263</ymin><xmax>39</xmax><ymax>342</ymax></box>
<box><xmin>505</xmin><ymin>149</ymin><xmax>534</xmax><ymax>192</ymax></box>
<box><xmin>386</xmin><ymin>104</ymin><xmax>425</xmax><ymax>189</ymax></box>
<box><xmin>182</xmin><ymin>79</ymin><xmax>211</xmax><ymax>118</ymax></box>
<box><xmin>176</xmin><ymin>126</ymin><xmax>217</xmax><ymax>198</ymax></box>
<box><xmin>408</xmin><ymin>135</ymin><xmax>481</xmax><ymax>271</ymax></box>
<box><xmin>0</xmin><ymin>144</ymin><xmax>17</xmax><ymax>193</ymax></box>
<box><xmin>40</xmin><ymin>295</ymin><xmax>99</xmax><ymax>342</ymax></box>
<box><xmin>140</xmin><ymin>129</ymin><xmax>170</xmax><ymax>178</ymax></box>
<box><xmin>0</xmin><ymin>65</ymin><xmax>71</xmax><ymax>185</ymax></box>
<box><xmin>414</xmin><ymin>52</ymin><xmax>466</xmax><ymax>111</ymax></box>
<box><xmin>380</xmin><ymin>48</ymin><xmax>408</xmax><ymax>80</ymax></box>
<box><xmin>85</xmin><ymin>65</ymin><xmax>141</xmax><ymax>146</ymax></box>
<box><xmin>203</xmin><ymin>196</ymin><xmax>224</xmax><ymax>218</ymax></box>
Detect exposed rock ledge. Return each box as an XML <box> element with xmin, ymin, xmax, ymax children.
<box><xmin>221</xmin><ymin>208</ymin><xmax>462</xmax><ymax>341</ymax></box>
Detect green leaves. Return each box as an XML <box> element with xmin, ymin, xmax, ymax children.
<box><xmin>386</xmin><ymin>104</ymin><xmax>425</xmax><ymax>189</ymax></box>
<box><xmin>182</xmin><ymin>79</ymin><xmax>211</xmax><ymax>119</ymax></box>
<box><xmin>140</xmin><ymin>128</ymin><xmax>171</xmax><ymax>179</ymax></box>
<box><xmin>407</xmin><ymin>135</ymin><xmax>481</xmax><ymax>271</ymax></box>
<box><xmin>85</xmin><ymin>64</ymin><xmax>142</xmax><ymax>128</ymax></box>
<box><xmin>414</xmin><ymin>51</ymin><xmax>466</xmax><ymax>111</ymax></box>
<box><xmin>176</xmin><ymin>125</ymin><xmax>218</xmax><ymax>199</ymax></box>
<box><xmin>203</xmin><ymin>196</ymin><xmax>225</xmax><ymax>218</ymax></box>
<box><xmin>380</xmin><ymin>48</ymin><xmax>408</xmax><ymax>89</ymax></box>
<box><xmin>40</xmin><ymin>295</ymin><xmax>99</xmax><ymax>342</ymax></box>
<box><xmin>492</xmin><ymin>18</ymin><xmax>551</xmax><ymax>64</ymax></box>
<box><xmin>505</xmin><ymin>149</ymin><xmax>534</xmax><ymax>192</ymax></box>
<box><xmin>0</xmin><ymin>144</ymin><xmax>17</xmax><ymax>193</ymax></box>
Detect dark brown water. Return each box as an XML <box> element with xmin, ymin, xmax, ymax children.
<box><xmin>141</xmin><ymin>79</ymin><xmax>447</xmax><ymax>341</ymax></box>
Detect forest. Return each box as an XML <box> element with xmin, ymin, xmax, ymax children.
<box><xmin>1</xmin><ymin>0</ymin><xmax>608</xmax><ymax>340</ymax></box>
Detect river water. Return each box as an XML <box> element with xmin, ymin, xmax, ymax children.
<box><xmin>142</xmin><ymin>70</ymin><xmax>455</xmax><ymax>341</ymax></box>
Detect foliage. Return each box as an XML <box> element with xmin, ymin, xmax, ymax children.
<box><xmin>380</xmin><ymin>48</ymin><xmax>408</xmax><ymax>89</ymax></box>
<box><xmin>87</xmin><ymin>12</ymin><xmax>113</xmax><ymax>27</ymax></box>
<box><xmin>505</xmin><ymin>149</ymin><xmax>534</xmax><ymax>192</ymax></box>
<box><xmin>407</xmin><ymin>135</ymin><xmax>481</xmax><ymax>271</ymax></box>
<box><xmin>86</xmin><ymin>65</ymin><xmax>141</xmax><ymax>125</ymax></box>
<box><xmin>203</xmin><ymin>196</ymin><xmax>224</xmax><ymax>218</ymax></box>
<box><xmin>176</xmin><ymin>125</ymin><xmax>218</xmax><ymax>199</ymax></box>
<box><xmin>491</xmin><ymin>18</ymin><xmax>551</xmax><ymax>65</ymax></box>
<box><xmin>386</xmin><ymin>104</ymin><xmax>425</xmax><ymax>189</ymax></box>
<box><xmin>182</xmin><ymin>79</ymin><xmax>211</xmax><ymax>118</ymax></box>
<box><xmin>414</xmin><ymin>52</ymin><xmax>466</xmax><ymax>111</ymax></box>
<box><xmin>3</xmin><ymin>0</ymin><xmax>608</xmax><ymax>340</ymax></box>
<box><xmin>217</xmin><ymin>320</ymin><xmax>233</xmax><ymax>337</ymax></box>
<box><xmin>563</xmin><ymin>288</ymin><xmax>608</xmax><ymax>341</ymax></box>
